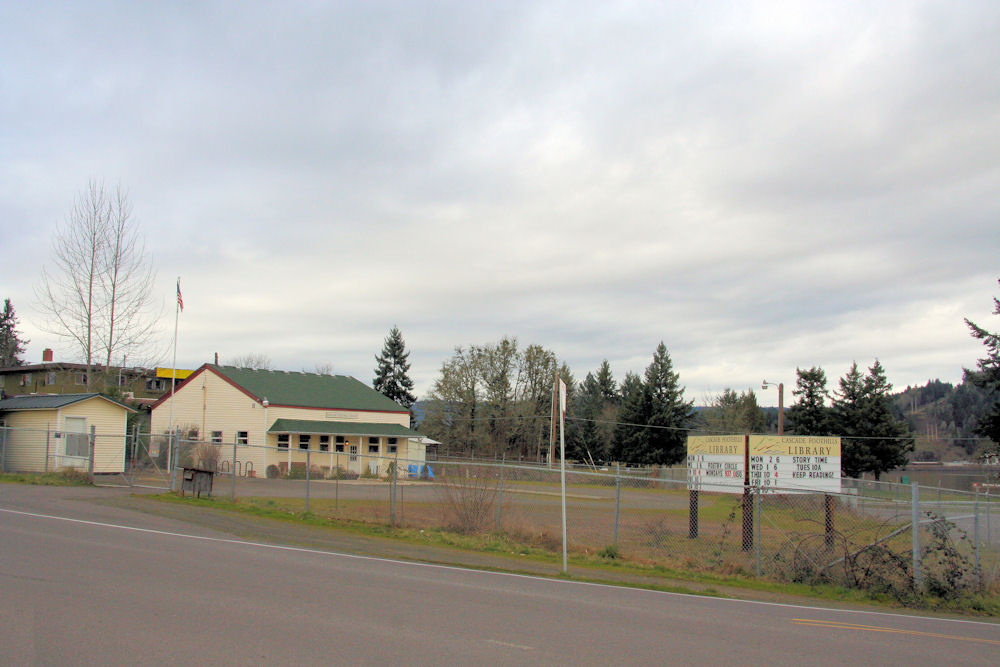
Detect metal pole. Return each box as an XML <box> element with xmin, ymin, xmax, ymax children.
<box><xmin>335</xmin><ymin>451</ymin><xmax>339</xmax><ymax>511</ymax></box>
<box><xmin>560</xmin><ymin>393</ymin><xmax>568</xmax><ymax>573</ymax></box>
<box><xmin>496</xmin><ymin>452</ymin><xmax>505</xmax><ymax>532</ymax></box>
<box><xmin>88</xmin><ymin>425</ymin><xmax>96</xmax><ymax>483</ymax></box>
<box><xmin>614</xmin><ymin>465</ymin><xmax>621</xmax><ymax>546</ymax></box>
<box><xmin>391</xmin><ymin>451</ymin><xmax>398</xmax><ymax>527</ymax></box>
<box><xmin>974</xmin><ymin>489</ymin><xmax>980</xmax><ymax>582</ymax></box>
<box><xmin>305</xmin><ymin>448</ymin><xmax>311</xmax><ymax>514</ymax></box>
<box><xmin>231</xmin><ymin>434</ymin><xmax>237</xmax><ymax>502</ymax></box>
<box><xmin>912</xmin><ymin>482</ymin><xmax>921</xmax><ymax>590</ymax></box>
<box><xmin>0</xmin><ymin>424</ymin><xmax>7</xmax><ymax>473</ymax></box>
<box><xmin>44</xmin><ymin>423</ymin><xmax>50</xmax><ymax>473</ymax></box>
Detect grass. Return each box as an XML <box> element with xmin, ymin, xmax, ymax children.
<box><xmin>0</xmin><ymin>469</ymin><xmax>92</xmax><ymax>486</ymax></box>
<box><xmin>145</xmin><ymin>490</ymin><xmax>1000</xmax><ymax>616</ymax></box>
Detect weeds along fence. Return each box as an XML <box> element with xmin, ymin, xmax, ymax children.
<box><xmin>108</xmin><ymin>433</ymin><xmax>1000</xmax><ymax>594</ymax></box>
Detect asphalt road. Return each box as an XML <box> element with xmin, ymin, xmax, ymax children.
<box><xmin>1</xmin><ymin>485</ymin><xmax>998</xmax><ymax>665</ymax></box>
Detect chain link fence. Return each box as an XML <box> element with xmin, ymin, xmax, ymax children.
<box><xmin>5</xmin><ymin>425</ymin><xmax>997</xmax><ymax>595</ymax></box>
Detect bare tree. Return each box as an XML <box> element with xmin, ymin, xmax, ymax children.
<box><xmin>313</xmin><ymin>362</ymin><xmax>335</xmax><ymax>375</ymax></box>
<box><xmin>35</xmin><ymin>180</ymin><xmax>158</xmax><ymax>385</ymax></box>
<box><xmin>230</xmin><ymin>352</ymin><xmax>272</xmax><ymax>369</ymax></box>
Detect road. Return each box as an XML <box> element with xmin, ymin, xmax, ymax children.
<box><xmin>1</xmin><ymin>485</ymin><xmax>997</xmax><ymax>665</ymax></box>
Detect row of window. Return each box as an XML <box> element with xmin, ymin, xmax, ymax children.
<box><xmin>275</xmin><ymin>434</ymin><xmax>398</xmax><ymax>453</ymax></box>
<box><xmin>7</xmin><ymin>372</ymin><xmax>165</xmax><ymax>391</ymax></box>
<box><xmin>200</xmin><ymin>430</ymin><xmax>399</xmax><ymax>453</ymax></box>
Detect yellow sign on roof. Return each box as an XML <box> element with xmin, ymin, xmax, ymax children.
<box><xmin>156</xmin><ymin>367</ymin><xmax>194</xmax><ymax>380</ymax></box>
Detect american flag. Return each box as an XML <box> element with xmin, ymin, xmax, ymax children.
<box><xmin>176</xmin><ymin>279</ymin><xmax>184</xmax><ymax>312</ymax></box>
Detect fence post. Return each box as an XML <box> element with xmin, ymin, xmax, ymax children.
<box><xmin>1</xmin><ymin>424</ymin><xmax>7</xmax><ymax>473</ymax></box>
<box><xmin>231</xmin><ymin>434</ymin><xmax>237</xmax><ymax>502</ymax></box>
<box><xmin>305</xmin><ymin>448</ymin><xmax>311</xmax><ymax>514</ymax></box>
<box><xmin>45</xmin><ymin>424</ymin><xmax>51</xmax><ymax>473</ymax></box>
<box><xmin>824</xmin><ymin>494</ymin><xmax>835</xmax><ymax>547</ymax></box>
<box><xmin>335</xmin><ymin>451</ymin><xmax>339</xmax><ymax>511</ymax></box>
<box><xmin>912</xmin><ymin>482</ymin><xmax>921</xmax><ymax>590</ymax></box>
<box><xmin>391</xmin><ymin>451</ymin><xmax>398</xmax><ymax>528</ymax></box>
<box><xmin>614</xmin><ymin>464</ymin><xmax>621</xmax><ymax>546</ymax></box>
<box><xmin>88</xmin><ymin>425</ymin><xmax>96</xmax><ymax>483</ymax></box>
<box><xmin>496</xmin><ymin>452</ymin><xmax>505</xmax><ymax>532</ymax></box>
<box><xmin>974</xmin><ymin>489</ymin><xmax>980</xmax><ymax>584</ymax></box>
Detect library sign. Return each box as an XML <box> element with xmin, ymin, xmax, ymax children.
<box><xmin>687</xmin><ymin>435</ymin><xmax>841</xmax><ymax>494</ymax></box>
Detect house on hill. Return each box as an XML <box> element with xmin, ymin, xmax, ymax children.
<box><xmin>149</xmin><ymin>364</ymin><xmax>425</xmax><ymax>478</ymax></box>
<box><xmin>0</xmin><ymin>393</ymin><xmax>134</xmax><ymax>473</ymax></box>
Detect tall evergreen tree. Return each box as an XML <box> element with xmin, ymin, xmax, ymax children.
<box><xmin>373</xmin><ymin>326</ymin><xmax>416</xmax><ymax>409</ymax></box>
<box><xmin>611</xmin><ymin>371</ymin><xmax>650</xmax><ymax>463</ymax></box>
<box><xmin>645</xmin><ymin>342</ymin><xmax>694</xmax><ymax>464</ymax></box>
<box><xmin>786</xmin><ymin>366</ymin><xmax>832</xmax><ymax>435</ymax></box>
<box><xmin>573</xmin><ymin>360</ymin><xmax>618</xmax><ymax>463</ymax></box>
<box><xmin>834</xmin><ymin>360</ymin><xmax>913</xmax><ymax>478</ymax></box>
<box><xmin>704</xmin><ymin>388</ymin><xmax>765</xmax><ymax>434</ymax></box>
<box><xmin>964</xmin><ymin>279</ymin><xmax>1000</xmax><ymax>449</ymax></box>
<box><xmin>0</xmin><ymin>298</ymin><xmax>29</xmax><ymax>367</ymax></box>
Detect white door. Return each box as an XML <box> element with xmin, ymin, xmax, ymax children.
<box><xmin>348</xmin><ymin>444</ymin><xmax>360</xmax><ymax>475</ymax></box>
<box><xmin>63</xmin><ymin>416</ymin><xmax>88</xmax><ymax>467</ymax></box>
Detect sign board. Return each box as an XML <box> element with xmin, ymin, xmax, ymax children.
<box><xmin>749</xmin><ymin>436</ymin><xmax>841</xmax><ymax>494</ymax></box>
<box><xmin>686</xmin><ymin>435</ymin><xmax>745</xmax><ymax>493</ymax></box>
<box><xmin>687</xmin><ymin>435</ymin><xmax>841</xmax><ymax>494</ymax></box>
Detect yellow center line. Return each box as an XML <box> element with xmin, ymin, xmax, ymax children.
<box><xmin>791</xmin><ymin>618</ymin><xmax>1000</xmax><ymax>646</ymax></box>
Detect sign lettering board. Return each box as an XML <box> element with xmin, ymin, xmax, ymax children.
<box><xmin>748</xmin><ymin>436</ymin><xmax>841</xmax><ymax>494</ymax></box>
<box><xmin>687</xmin><ymin>435</ymin><xmax>841</xmax><ymax>494</ymax></box>
<box><xmin>686</xmin><ymin>435</ymin><xmax>745</xmax><ymax>493</ymax></box>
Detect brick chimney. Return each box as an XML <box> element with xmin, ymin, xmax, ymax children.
<box><xmin>42</xmin><ymin>348</ymin><xmax>54</xmax><ymax>362</ymax></box>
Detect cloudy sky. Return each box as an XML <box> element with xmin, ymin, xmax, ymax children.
<box><xmin>2</xmin><ymin>0</ymin><xmax>997</xmax><ymax>404</ymax></box>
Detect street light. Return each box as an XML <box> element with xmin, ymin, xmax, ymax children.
<box><xmin>762</xmin><ymin>380</ymin><xmax>784</xmax><ymax>435</ymax></box>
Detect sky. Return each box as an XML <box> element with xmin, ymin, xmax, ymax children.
<box><xmin>2</xmin><ymin>0</ymin><xmax>998</xmax><ymax>405</ymax></box>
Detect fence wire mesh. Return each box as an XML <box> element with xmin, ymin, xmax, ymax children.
<box><xmin>4</xmin><ymin>425</ymin><xmax>998</xmax><ymax>593</ymax></box>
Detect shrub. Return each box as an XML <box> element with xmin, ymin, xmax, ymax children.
<box><xmin>266</xmin><ymin>464</ymin><xmax>280</xmax><ymax>479</ymax></box>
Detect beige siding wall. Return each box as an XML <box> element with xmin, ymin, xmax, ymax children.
<box><xmin>1</xmin><ymin>398</ymin><xmax>128</xmax><ymax>473</ymax></box>
<box><xmin>2</xmin><ymin>410</ymin><xmax>57</xmax><ymax>472</ymax></box>
<box><xmin>62</xmin><ymin>399</ymin><xmax>128</xmax><ymax>473</ymax></box>
<box><xmin>151</xmin><ymin>369</ymin><xmax>412</xmax><ymax>478</ymax></box>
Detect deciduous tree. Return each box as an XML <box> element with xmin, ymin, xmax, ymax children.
<box><xmin>36</xmin><ymin>181</ymin><xmax>158</xmax><ymax>383</ymax></box>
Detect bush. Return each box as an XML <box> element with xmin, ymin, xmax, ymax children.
<box><xmin>266</xmin><ymin>464</ymin><xmax>280</xmax><ymax>479</ymax></box>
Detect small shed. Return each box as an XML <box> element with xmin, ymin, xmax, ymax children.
<box><xmin>0</xmin><ymin>393</ymin><xmax>134</xmax><ymax>473</ymax></box>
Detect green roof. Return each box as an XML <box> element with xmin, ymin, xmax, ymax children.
<box><xmin>268</xmin><ymin>418</ymin><xmax>422</xmax><ymax>438</ymax></box>
<box><xmin>0</xmin><ymin>393</ymin><xmax>135</xmax><ymax>412</ymax></box>
<box><xmin>210</xmin><ymin>365</ymin><xmax>407</xmax><ymax>413</ymax></box>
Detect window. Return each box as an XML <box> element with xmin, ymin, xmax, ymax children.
<box><xmin>237</xmin><ymin>431</ymin><xmax>249</xmax><ymax>445</ymax></box>
<box><xmin>388</xmin><ymin>444</ymin><xmax>398</xmax><ymax>454</ymax></box>
<box><xmin>75</xmin><ymin>373</ymin><xmax>87</xmax><ymax>385</ymax></box>
<box><xmin>211</xmin><ymin>431</ymin><xmax>223</xmax><ymax>444</ymax></box>
<box><xmin>368</xmin><ymin>444</ymin><xmax>380</xmax><ymax>454</ymax></box>
<box><xmin>64</xmin><ymin>417</ymin><xmax>88</xmax><ymax>457</ymax></box>
<box><xmin>187</xmin><ymin>427</ymin><xmax>199</xmax><ymax>439</ymax></box>
<box><xmin>298</xmin><ymin>434</ymin><xmax>311</xmax><ymax>450</ymax></box>
<box><xmin>335</xmin><ymin>443</ymin><xmax>345</xmax><ymax>453</ymax></box>
<box><xmin>19</xmin><ymin>373</ymin><xmax>31</xmax><ymax>386</ymax></box>
<box><xmin>349</xmin><ymin>444</ymin><xmax>358</xmax><ymax>462</ymax></box>
<box><xmin>45</xmin><ymin>372</ymin><xmax>57</xmax><ymax>386</ymax></box>
<box><xmin>319</xmin><ymin>435</ymin><xmax>330</xmax><ymax>452</ymax></box>
<box><xmin>146</xmin><ymin>378</ymin><xmax>166</xmax><ymax>391</ymax></box>
<box><xmin>368</xmin><ymin>437</ymin><xmax>379</xmax><ymax>445</ymax></box>
<box><xmin>335</xmin><ymin>436</ymin><xmax>345</xmax><ymax>444</ymax></box>
<box><xmin>277</xmin><ymin>434</ymin><xmax>289</xmax><ymax>449</ymax></box>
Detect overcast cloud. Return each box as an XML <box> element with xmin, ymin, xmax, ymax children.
<box><xmin>2</xmin><ymin>0</ymin><xmax>997</xmax><ymax>403</ymax></box>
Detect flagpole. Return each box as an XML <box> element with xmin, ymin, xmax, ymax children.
<box><xmin>167</xmin><ymin>277</ymin><xmax>180</xmax><ymax>490</ymax></box>
<box><xmin>559</xmin><ymin>377</ymin><xmax>568</xmax><ymax>574</ymax></box>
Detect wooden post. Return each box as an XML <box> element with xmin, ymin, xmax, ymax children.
<box><xmin>742</xmin><ymin>434</ymin><xmax>753</xmax><ymax>551</ymax></box>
